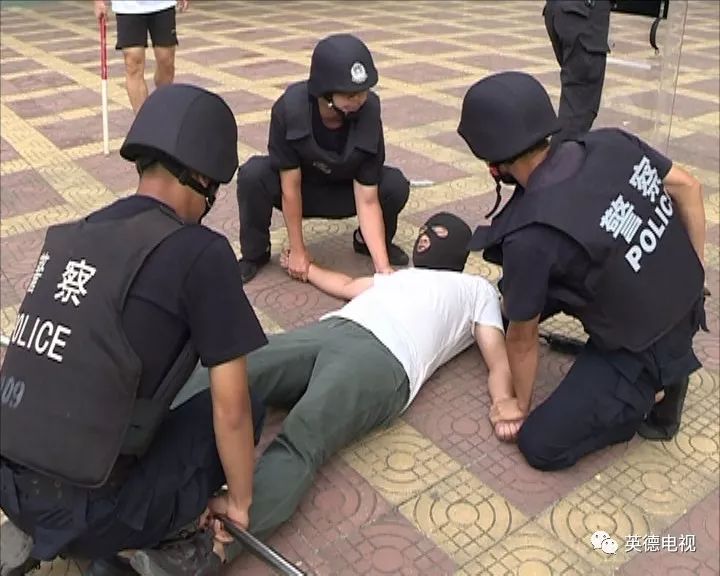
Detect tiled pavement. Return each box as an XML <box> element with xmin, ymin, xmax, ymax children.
<box><xmin>0</xmin><ymin>1</ymin><xmax>718</xmax><ymax>574</ymax></box>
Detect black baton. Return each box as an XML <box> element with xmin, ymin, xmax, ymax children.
<box><xmin>218</xmin><ymin>515</ymin><xmax>307</xmax><ymax>576</ymax></box>
<box><xmin>539</xmin><ymin>331</ymin><xmax>586</xmax><ymax>355</ymax></box>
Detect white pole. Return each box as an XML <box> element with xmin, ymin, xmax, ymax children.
<box><xmin>102</xmin><ymin>78</ymin><xmax>110</xmax><ymax>156</ymax></box>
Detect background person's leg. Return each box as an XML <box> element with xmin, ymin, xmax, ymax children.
<box><xmin>152</xmin><ymin>46</ymin><xmax>175</xmax><ymax>87</ymax></box>
<box><xmin>147</xmin><ymin>7</ymin><xmax>178</xmax><ymax>88</ymax></box>
<box><xmin>115</xmin><ymin>13</ymin><xmax>150</xmax><ymax>113</ymax></box>
<box><xmin>517</xmin><ymin>343</ymin><xmax>655</xmax><ymax>471</ymax></box>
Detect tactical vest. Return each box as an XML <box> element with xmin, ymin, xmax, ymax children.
<box><xmin>473</xmin><ymin>129</ymin><xmax>704</xmax><ymax>352</ymax></box>
<box><xmin>0</xmin><ymin>206</ymin><xmax>198</xmax><ymax>488</ymax></box>
<box><xmin>281</xmin><ymin>81</ymin><xmax>382</xmax><ymax>183</ymax></box>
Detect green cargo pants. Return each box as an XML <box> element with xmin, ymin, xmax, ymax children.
<box><xmin>182</xmin><ymin>317</ymin><xmax>409</xmax><ymax>550</ymax></box>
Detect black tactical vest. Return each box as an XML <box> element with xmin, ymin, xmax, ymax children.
<box><xmin>0</xmin><ymin>205</ymin><xmax>188</xmax><ymax>487</ymax></box>
<box><xmin>281</xmin><ymin>81</ymin><xmax>382</xmax><ymax>183</ymax></box>
<box><xmin>473</xmin><ymin>129</ymin><xmax>704</xmax><ymax>352</ymax></box>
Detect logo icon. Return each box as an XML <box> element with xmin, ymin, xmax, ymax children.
<box><xmin>591</xmin><ymin>530</ymin><xmax>618</xmax><ymax>555</ymax></box>
<box><xmin>350</xmin><ymin>62</ymin><xmax>367</xmax><ymax>84</ymax></box>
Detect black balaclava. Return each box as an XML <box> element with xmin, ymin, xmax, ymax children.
<box><xmin>412</xmin><ymin>212</ymin><xmax>472</xmax><ymax>272</ymax></box>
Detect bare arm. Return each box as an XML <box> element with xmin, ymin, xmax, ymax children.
<box><xmin>474</xmin><ymin>323</ymin><xmax>513</xmax><ymax>404</ymax></box>
<box><xmin>209</xmin><ymin>356</ymin><xmax>255</xmax><ymax>526</ymax></box>
<box><xmin>281</xmin><ymin>168</ymin><xmax>305</xmax><ymax>253</ymax></box>
<box><xmin>307</xmin><ymin>262</ymin><xmax>374</xmax><ymax>301</ymax></box>
<box><xmin>354</xmin><ymin>180</ymin><xmax>391</xmax><ymax>273</ymax></box>
<box><xmin>506</xmin><ymin>316</ymin><xmax>540</xmax><ymax>414</ymax></box>
<box><xmin>663</xmin><ymin>164</ymin><xmax>705</xmax><ymax>266</ymax></box>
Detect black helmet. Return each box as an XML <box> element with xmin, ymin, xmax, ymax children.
<box><xmin>457</xmin><ymin>71</ymin><xmax>560</xmax><ymax>164</ymax></box>
<box><xmin>308</xmin><ymin>34</ymin><xmax>378</xmax><ymax>97</ymax></box>
<box><xmin>120</xmin><ymin>84</ymin><xmax>239</xmax><ymax>188</ymax></box>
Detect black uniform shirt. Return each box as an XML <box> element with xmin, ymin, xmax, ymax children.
<box><xmin>88</xmin><ymin>196</ymin><xmax>268</xmax><ymax>398</ymax></box>
<box><xmin>267</xmin><ymin>95</ymin><xmax>384</xmax><ymax>186</ymax></box>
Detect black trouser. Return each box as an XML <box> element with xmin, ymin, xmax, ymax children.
<box><xmin>515</xmin><ymin>300</ymin><xmax>702</xmax><ymax>471</ymax></box>
<box><xmin>236</xmin><ymin>155</ymin><xmax>410</xmax><ymax>262</ymax></box>
<box><xmin>544</xmin><ymin>0</ymin><xmax>611</xmax><ymax>142</ymax></box>
<box><xmin>517</xmin><ymin>341</ymin><xmax>656</xmax><ymax>470</ymax></box>
<box><xmin>0</xmin><ymin>389</ymin><xmax>265</xmax><ymax>560</ymax></box>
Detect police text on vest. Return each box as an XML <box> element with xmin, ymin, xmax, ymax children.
<box><xmin>9</xmin><ymin>312</ymin><xmax>72</xmax><ymax>363</ymax></box>
<box><xmin>624</xmin><ymin>193</ymin><xmax>673</xmax><ymax>272</ymax></box>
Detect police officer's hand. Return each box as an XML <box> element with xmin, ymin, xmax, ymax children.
<box><xmin>93</xmin><ymin>0</ymin><xmax>107</xmax><ymax>20</ymax></box>
<box><xmin>206</xmin><ymin>494</ymin><xmax>250</xmax><ymax>544</ymax></box>
<box><xmin>489</xmin><ymin>397</ymin><xmax>525</xmax><ymax>425</ymax></box>
<box><xmin>177</xmin><ymin>0</ymin><xmax>190</xmax><ymax>11</ymax></box>
<box><xmin>377</xmin><ymin>265</ymin><xmax>395</xmax><ymax>275</ymax></box>
<box><xmin>288</xmin><ymin>248</ymin><xmax>312</xmax><ymax>282</ymax></box>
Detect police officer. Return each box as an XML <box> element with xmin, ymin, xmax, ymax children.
<box><xmin>543</xmin><ymin>0</ymin><xmax>612</xmax><ymax>143</ymax></box>
<box><xmin>236</xmin><ymin>33</ymin><xmax>410</xmax><ymax>284</ymax></box>
<box><xmin>458</xmin><ymin>71</ymin><xmax>707</xmax><ymax>470</ymax></box>
<box><xmin>0</xmin><ymin>84</ymin><xmax>267</xmax><ymax>575</ymax></box>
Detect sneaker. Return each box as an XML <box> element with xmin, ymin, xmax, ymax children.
<box><xmin>637</xmin><ymin>377</ymin><xmax>689</xmax><ymax>441</ymax></box>
<box><xmin>238</xmin><ymin>250</ymin><xmax>271</xmax><ymax>284</ymax></box>
<box><xmin>129</xmin><ymin>532</ymin><xmax>222</xmax><ymax>576</ymax></box>
<box><xmin>352</xmin><ymin>229</ymin><xmax>409</xmax><ymax>266</ymax></box>
<box><xmin>0</xmin><ymin>520</ymin><xmax>34</xmax><ymax>576</ymax></box>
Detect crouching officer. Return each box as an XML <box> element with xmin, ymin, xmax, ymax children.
<box><xmin>0</xmin><ymin>84</ymin><xmax>267</xmax><ymax>575</ymax></box>
<box><xmin>236</xmin><ymin>33</ymin><xmax>410</xmax><ymax>284</ymax></box>
<box><xmin>543</xmin><ymin>0</ymin><xmax>612</xmax><ymax>142</ymax></box>
<box><xmin>458</xmin><ymin>72</ymin><xmax>707</xmax><ymax>471</ymax></box>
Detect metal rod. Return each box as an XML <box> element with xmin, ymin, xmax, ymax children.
<box><xmin>409</xmin><ymin>179</ymin><xmax>435</xmax><ymax>187</ymax></box>
<box><xmin>218</xmin><ymin>515</ymin><xmax>306</xmax><ymax>576</ymax></box>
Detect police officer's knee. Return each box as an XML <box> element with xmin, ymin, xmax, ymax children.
<box><xmin>379</xmin><ymin>167</ymin><xmax>410</xmax><ymax>210</ymax></box>
<box><xmin>236</xmin><ymin>156</ymin><xmax>273</xmax><ymax>199</ymax></box>
<box><xmin>517</xmin><ymin>422</ymin><xmax>565</xmax><ymax>471</ymax></box>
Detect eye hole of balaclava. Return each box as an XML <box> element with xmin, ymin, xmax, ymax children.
<box><xmin>412</xmin><ymin>212</ymin><xmax>472</xmax><ymax>272</ymax></box>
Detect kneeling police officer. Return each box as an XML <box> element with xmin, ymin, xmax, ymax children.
<box><xmin>237</xmin><ymin>33</ymin><xmax>410</xmax><ymax>284</ymax></box>
<box><xmin>458</xmin><ymin>71</ymin><xmax>707</xmax><ymax>470</ymax></box>
<box><xmin>0</xmin><ymin>84</ymin><xmax>267</xmax><ymax>575</ymax></box>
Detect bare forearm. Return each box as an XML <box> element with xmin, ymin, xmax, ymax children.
<box><xmin>676</xmin><ymin>191</ymin><xmax>706</xmax><ymax>266</ymax></box>
<box><xmin>507</xmin><ymin>337</ymin><xmax>538</xmax><ymax>414</ymax></box>
<box><xmin>357</xmin><ymin>200</ymin><xmax>390</xmax><ymax>270</ymax></box>
<box><xmin>281</xmin><ymin>186</ymin><xmax>305</xmax><ymax>250</ymax></box>
<box><xmin>214</xmin><ymin>410</ymin><xmax>255</xmax><ymax>509</ymax></box>
<box><xmin>307</xmin><ymin>263</ymin><xmax>353</xmax><ymax>299</ymax></box>
<box><xmin>487</xmin><ymin>367</ymin><xmax>514</xmax><ymax>404</ymax></box>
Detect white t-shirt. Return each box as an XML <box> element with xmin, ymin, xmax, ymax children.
<box><xmin>323</xmin><ymin>268</ymin><xmax>504</xmax><ymax>410</ymax></box>
<box><xmin>111</xmin><ymin>1</ymin><xmax>176</xmax><ymax>14</ymax></box>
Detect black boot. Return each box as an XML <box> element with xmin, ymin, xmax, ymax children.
<box><xmin>637</xmin><ymin>377</ymin><xmax>690</xmax><ymax>441</ymax></box>
<box><xmin>352</xmin><ymin>229</ymin><xmax>409</xmax><ymax>266</ymax></box>
<box><xmin>83</xmin><ymin>556</ymin><xmax>136</xmax><ymax>576</ymax></box>
<box><xmin>238</xmin><ymin>249</ymin><xmax>271</xmax><ymax>284</ymax></box>
<box><xmin>130</xmin><ymin>531</ymin><xmax>222</xmax><ymax>576</ymax></box>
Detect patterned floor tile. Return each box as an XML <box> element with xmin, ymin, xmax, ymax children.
<box><xmin>398</xmin><ymin>468</ymin><xmax>527</xmax><ymax>566</ymax></box>
<box><xmin>315</xmin><ymin>510</ymin><xmax>457</xmax><ymax>576</ymax></box>
<box><xmin>459</xmin><ymin>522</ymin><xmax>603</xmax><ymax>576</ymax></box>
<box><xmin>537</xmin><ymin>478</ymin><xmax>656</xmax><ymax>571</ymax></box>
<box><xmin>618</xmin><ymin>488</ymin><xmax>719</xmax><ymax>576</ymax></box>
<box><xmin>342</xmin><ymin>421</ymin><xmax>462</xmax><ymax>507</ymax></box>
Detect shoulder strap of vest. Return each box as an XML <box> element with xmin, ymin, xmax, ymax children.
<box><xmin>285</xmin><ymin>81</ymin><xmax>312</xmax><ymax>141</ymax></box>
